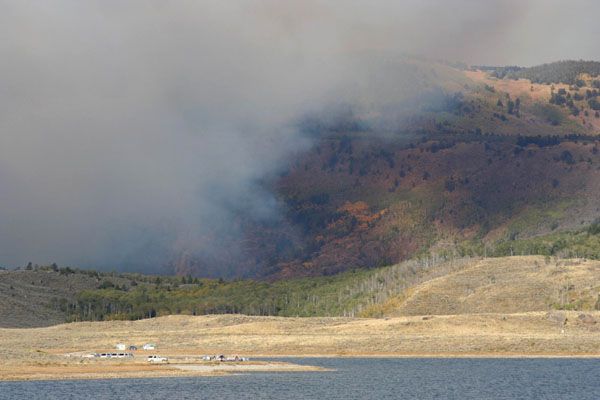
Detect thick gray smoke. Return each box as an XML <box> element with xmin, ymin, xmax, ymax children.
<box><xmin>0</xmin><ymin>1</ymin><xmax>598</xmax><ymax>271</ymax></box>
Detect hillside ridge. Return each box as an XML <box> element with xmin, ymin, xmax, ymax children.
<box><xmin>385</xmin><ymin>256</ymin><xmax>600</xmax><ymax>316</ymax></box>
<box><xmin>4</xmin><ymin>255</ymin><xmax>600</xmax><ymax>328</ymax></box>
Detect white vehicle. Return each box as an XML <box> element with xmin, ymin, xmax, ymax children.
<box><xmin>147</xmin><ymin>355</ymin><xmax>168</xmax><ymax>363</ymax></box>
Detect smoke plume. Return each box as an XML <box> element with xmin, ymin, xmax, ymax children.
<box><xmin>0</xmin><ymin>0</ymin><xmax>598</xmax><ymax>272</ymax></box>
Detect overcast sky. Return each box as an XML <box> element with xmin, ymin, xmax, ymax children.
<box><xmin>1</xmin><ymin>1</ymin><xmax>599</xmax><ymax>270</ymax></box>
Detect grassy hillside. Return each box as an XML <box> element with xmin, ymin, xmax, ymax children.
<box><xmin>0</xmin><ymin>267</ymin><xmax>133</xmax><ymax>328</ymax></box>
<box><xmin>67</xmin><ymin>257</ymin><xmax>473</xmax><ymax>322</ymax></box>
<box><xmin>62</xmin><ymin>249</ymin><xmax>600</xmax><ymax>322</ymax></box>
<box><xmin>382</xmin><ymin>256</ymin><xmax>600</xmax><ymax>317</ymax></box>
<box><xmin>6</xmin><ymin>250</ymin><xmax>600</xmax><ymax>326</ymax></box>
<box><xmin>3</xmin><ymin>257</ymin><xmax>462</xmax><ymax>326</ymax></box>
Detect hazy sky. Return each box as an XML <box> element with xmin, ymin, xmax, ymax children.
<box><xmin>1</xmin><ymin>1</ymin><xmax>599</xmax><ymax>270</ymax></box>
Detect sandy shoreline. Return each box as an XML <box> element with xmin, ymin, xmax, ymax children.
<box><xmin>3</xmin><ymin>354</ymin><xmax>600</xmax><ymax>382</ymax></box>
<box><xmin>2</xmin><ymin>312</ymin><xmax>600</xmax><ymax>381</ymax></box>
<box><xmin>0</xmin><ymin>361</ymin><xmax>329</xmax><ymax>382</ymax></box>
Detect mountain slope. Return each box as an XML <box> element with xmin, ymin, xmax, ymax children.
<box><xmin>0</xmin><ymin>268</ymin><xmax>134</xmax><ymax>328</ymax></box>
<box><xmin>171</xmin><ymin>59</ymin><xmax>600</xmax><ymax>279</ymax></box>
<box><xmin>0</xmin><ymin>269</ymin><xmax>98</xmax><ymax>328</ymax></box>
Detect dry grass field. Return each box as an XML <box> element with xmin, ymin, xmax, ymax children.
<box><xmin>465</xmin><ymin>70</ymin><xmax>561</xmax><ymax>102</ymax></box>
<box><xmin>9</xmin><ymin>310</ymin><xmax>600</xmax><ymax>357</ymax></box>
<box><xmin>2</xmin><ymin>309</ymin><xmax>600</xmax><ymax>380</ymax></box>
<box><xmin>465</xmin><ymin>69</ymin><xmax>600</xmax><ymax>133</ymax></box>
<box><xmin>386</xmin><ymin>256</ymin><xmax>600</xmax><ymax>316</ymax></box>
<box><xmin>2</xmin><ymin>256</ymin><xmax>600</xmax><ymax>381</ymax></box>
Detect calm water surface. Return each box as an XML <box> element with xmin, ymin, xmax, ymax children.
<box><xmin>1</xmin><ymin>358</ymin><xmax>599</xmax><ymax>400</ymax></box>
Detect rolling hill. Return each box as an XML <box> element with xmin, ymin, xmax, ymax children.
<box><xmin>4</xmin><ymin>255</ymin><xmax>600</xmax><ymax>327</ymax></box>
<box><xmin>382</xmin><ymin>256</ymin><xmax>600</xmax><ymax>316</ymax></box>
<box><xmin>0</xmin><ymin>268</ymin><xmax>131</xmax><ymax>328</ymax></box>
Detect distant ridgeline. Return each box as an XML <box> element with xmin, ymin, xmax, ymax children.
<box><xmin>476</xmin><ymin>60</ymin><xmax>600</xmax><ymax>85</ymax></box>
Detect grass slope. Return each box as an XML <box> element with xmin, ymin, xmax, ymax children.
<box><xmin>384</xmin><ymin>256</ymin><xmax>600</xmax><ymax>316</ymax></box>
<box><xmin>0</xmin><ymin>269</ymin><xmax>102</xmax><ymax>328</ymax></box>
<box><xmin>5</xmin><ymin>251</ymin><xmax>600</xmax><ymax>327</ymax></box>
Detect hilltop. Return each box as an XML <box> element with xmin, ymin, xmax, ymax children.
<box><xmin>484</xmin><ymin>60</ymin><xmax>600</xmax><ymax>85</ymax></box>
<box><xmin>380</xmin><ymin>256</ymin><xmax>600</xmax><ymax>317</ymax></box>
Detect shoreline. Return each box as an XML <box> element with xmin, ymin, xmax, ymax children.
<box><xmin>2</xmin><ymin>312</ymin><xmax>600</xmax><ymax>381</ymax></box>
<box><xmin>0</xmin><ymin>361</ymin><xmax>329</xmax><ymax>382</ymax></box>
<box><xmin>259</xmin><ymin>353</ymin><xmax>600</xmax><ymax>359</ymax></box>
<box><xmin>2</xmin><ymin>354</ymin><xmax>600</xmax><ymax>382</ymax></box>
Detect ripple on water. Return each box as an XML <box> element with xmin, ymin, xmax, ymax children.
<box><xmin>1</xmin><ymin>358</ymin><xmax>599</xmax><ymax>400</ymax></box>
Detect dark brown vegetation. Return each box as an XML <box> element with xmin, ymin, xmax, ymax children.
<box><xmin>169</xmin><ymin>62</ymin><xmax>600</xmax><ymax>280</ymax></box>
<box><xmin>172</xmin><ymin>129</ymin><xmax>600</xmax><ymax>280</ymax></box>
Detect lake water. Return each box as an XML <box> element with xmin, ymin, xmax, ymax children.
<box><xmin>1</xmin><ymin>358</ymin><xmax>599</xmax><ymax>399</ymax></box>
